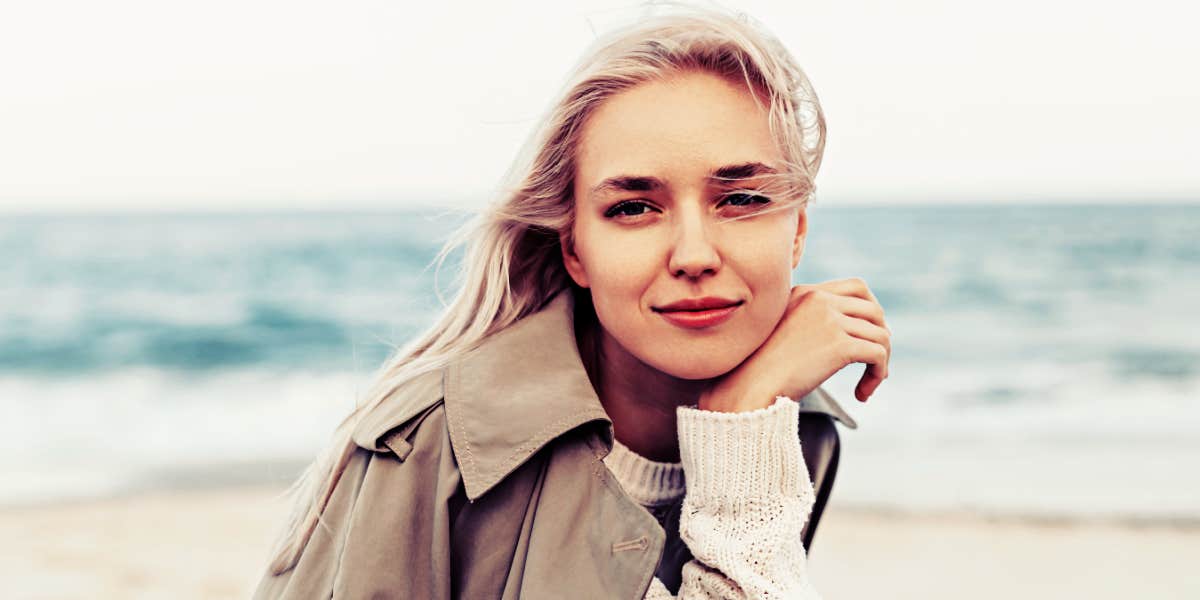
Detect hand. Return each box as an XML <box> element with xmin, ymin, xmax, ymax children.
<box><xmin>698</xmin><ymin>277</ymin><xmax>892</xmax><ymax>413</ymax></box>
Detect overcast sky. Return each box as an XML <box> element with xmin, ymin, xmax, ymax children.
<box><xmin>1</xmin><ymin>0</ymin><xmax>1196</xmax><ymax>213</ymax></box>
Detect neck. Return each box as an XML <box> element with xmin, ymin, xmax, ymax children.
<box><xmin>574</xmin><ymin>295</ymin><xmax>710</xmax><ymax>463</ymax></box>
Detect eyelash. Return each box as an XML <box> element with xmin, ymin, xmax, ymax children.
<box><xmin>603</xmin><ymin>193</ymin><xmax>772</xmax><ymax>219</ymax></box>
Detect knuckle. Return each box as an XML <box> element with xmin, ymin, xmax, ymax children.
<box><xmin>824</xmin><ymin>302</ymin><xmax>843</xmax><ymax>326</ymax></box>
<box><xmin>795</xmin><ymin>288</ymin><xmax>820</xmax><ymax>307</ymax></box>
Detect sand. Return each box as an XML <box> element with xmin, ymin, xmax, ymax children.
<box><xmin>2</xmin><ymin>485</ymin><xmax>1197</xmax><ymax>599</ymax></box>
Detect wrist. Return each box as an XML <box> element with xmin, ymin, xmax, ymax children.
<box><xmin>698</xmin><ymin>381</ymin><xmax>779</xmax><ymax>413</ymax></box>
<box><xmin>677</xmin><ymin>395</ymin><xmax>809</xmax><ymax>500</ymax></box>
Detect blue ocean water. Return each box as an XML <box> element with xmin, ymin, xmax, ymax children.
<box><xmin>3</xmin><ymin>204</ymin><xmax>1198</xmax><ymax>521</ymax></box>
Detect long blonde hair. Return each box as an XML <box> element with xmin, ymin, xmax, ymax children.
<box><xmin>267</xmin><ymin>0</ymin><xmax>827</xmax><ymax>574</ymax></box>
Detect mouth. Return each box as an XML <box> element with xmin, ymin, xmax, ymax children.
<box><xmin>652</xmin><ymin>299</ymin><xmax>744</xmax><ymax>329</ymax></box>
<box><xmin>652</xmin><ymin>297</ymin><xmax>744</xmax><ymax>313</ymax></box>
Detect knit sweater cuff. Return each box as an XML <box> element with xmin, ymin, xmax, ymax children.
<box><xmin>676</xmin><ymin>395</ymin><xmax>806</xmax><ymax>501</ymax></box>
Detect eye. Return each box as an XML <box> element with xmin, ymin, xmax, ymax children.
<box><xmin>721</xmin><ymin>192</ymin><xmax>771</xmax><ymax>207</ymax></box>
<box><xmin>604</xmin><ymin>200</ymin><xmax>657</xmax><ymax>219</ymax></box>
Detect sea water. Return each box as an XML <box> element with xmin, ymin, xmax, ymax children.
<box><xmin>2</xmin><ymin>203</ymin><xmax>1197</xmax><ymax>522</ymax></box>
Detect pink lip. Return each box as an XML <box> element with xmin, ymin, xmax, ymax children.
<box><xmin>654</xmin><ymin>303</ymin><xmax>742</xmax><ymax>329</ymax></box>
<box><xmin>654</xmin><ymin>296</ymin><xmax>741</xmax><ymax>312</ymax></box>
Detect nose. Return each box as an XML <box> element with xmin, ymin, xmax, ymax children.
<box><xmin>667</xmin><ymin>207</ymin><xmax>721</xmax><ymax>279</ymax></box>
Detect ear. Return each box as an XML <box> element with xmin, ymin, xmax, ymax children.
<box><xmin>559</xmin><ymin>230</ymin><xmax>591</xmax><ymax>288</ymax></box>
<box><xmin>791</xmin><ymin>207</ymin><xmax>808</xmax><ymax>270</ymax></box>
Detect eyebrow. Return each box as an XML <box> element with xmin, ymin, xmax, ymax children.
<box><xmin>587</xmin><ymin>162</ymin><xmax>778</xmax><ymax>200</ymax></box>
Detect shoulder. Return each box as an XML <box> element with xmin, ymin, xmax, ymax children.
<box><xmin>257</xmin><ymin>373</ymin><xmax>464</xmax><ymax>599</ymax></box>
<box><xmin>351</xmin><ymin>366</ymin><xmax>447</xmax><ymax>453</ymax></box>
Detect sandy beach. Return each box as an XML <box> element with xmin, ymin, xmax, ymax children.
<box><xmin>2</xmin><ymin>485</ymin><xmax>1196</xmax><ymax>599</ymax></box>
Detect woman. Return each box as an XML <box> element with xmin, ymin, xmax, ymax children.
<box><xmin>255</xmin><ymin>4</ymin><xmax>890</xmax><ymax>599</ymax></box>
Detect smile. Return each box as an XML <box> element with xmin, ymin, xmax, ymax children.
<box><xmin>652</xmin><ymin>301</ymin><xmax>743</xmax><ymax>329</ymax></box>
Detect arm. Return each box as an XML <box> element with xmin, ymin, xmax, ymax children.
<box><xmin>643</xmin><ymin>395</ymin><xmax>822</xmax><ymax>599</ymax></box>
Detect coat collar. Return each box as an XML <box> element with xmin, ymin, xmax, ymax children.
<box><xmin>358</xmin><ymin>286</ymin><xmax>857</xmax><ymax>503</ymax></box>
<box><xmin>442</xmin><ymin>288</ymin><xmax>613</xmax><ymax>501</ymax></box>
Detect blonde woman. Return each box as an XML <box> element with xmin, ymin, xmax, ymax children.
<box><xmin>254</xmin><ymin>3</ymin><xmax>890</xmax><ymax>598</ymax></box>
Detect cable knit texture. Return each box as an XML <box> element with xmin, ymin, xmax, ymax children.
<box><xmin>603</xmin><ymin>395</ymin><xmax>822</xmax><ymax>599</ymax></box>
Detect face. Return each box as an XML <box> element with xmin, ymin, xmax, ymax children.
<box><xmin>561</xmin><ymin>69</ymin><xmax>808</xmax><ymax>380</ymax></box>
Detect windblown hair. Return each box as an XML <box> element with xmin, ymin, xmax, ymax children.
<box><xmin>266</xmin><ymin>0</ymin><xmax>826</xmax><ymax>574</ymax></box>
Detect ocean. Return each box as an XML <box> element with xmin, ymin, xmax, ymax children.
<box><xmin>3</xmin><ymin>203</ymin><xmax>1198</xmax><ymax>523</ymax></box>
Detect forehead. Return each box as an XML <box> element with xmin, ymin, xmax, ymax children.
<box><xmin>575</xmin><ymin>70</ymin><xmax>782</xmax><ymax>190</ymax></box>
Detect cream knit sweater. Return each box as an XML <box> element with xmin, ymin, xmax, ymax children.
<box><xmin>601</xmin><ymin>395</ymin><xmax>822</xmax><ymax>599</ymax></box>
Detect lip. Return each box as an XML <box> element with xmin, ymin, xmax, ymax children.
<box><xmin>653</xmin><ymin>296</ymin><xmax>743</xmax><ymax>312</ymax></box>
<box><xmin>652</xmin><ymin>298</ymin><xmax>744</xmax><ymax>330</ymax></box>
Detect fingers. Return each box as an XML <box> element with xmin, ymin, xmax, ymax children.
<box><xmin>856</xmin><ymin>372</ymin><xmax>884</xmax><ymax>403</ymax></box>
<box><xmin>840</xmin><ymin>327</ymin><xmax>890</xmax><ymax>402</ymax></box>
<box><xmin>814</xmin><ymin>277</ymin><xmax>877</xmax><ymax>304</ymax></box>
<box><xmin>839</xmin><ymin>314</ymin><xmax>890</xmax><ymax>380</ymax></box>
<box><xmin>791</xmin><ymin>278</ymin><xmax>892</xmax><ymax>403</ymax></box>
<box><xmin>791</xmin><ymin>279</ymin><xmax>890</xmax><ymax>333</ymax></box>
<box><xmin>833</xmin><ymin>294</ymin><xmax>890</xmax><ymax>333</ymax></box>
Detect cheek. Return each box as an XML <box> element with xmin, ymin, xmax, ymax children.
<box><xmin>574</xmin><ymin>222</ymin><xmax>658</xmax><ymax>308</ymax></box>
<box><xmin>733</xmin><ymin>224</ymin><xmax>795</xmax><ymax>292</ymax></box>
<box><xmin>573</xmin><ymin>231</ymin><xmax>665</xmax><ymax>366</ymax></box>
<box><xmin>732</xmin><ymin>224</ymin><xmax>797</xmax><ymax>339</ymax></box>
<box><xmin>587</xmin><ymin>262</ymin><xmax>654</xmax><ymax>326</ymax></box>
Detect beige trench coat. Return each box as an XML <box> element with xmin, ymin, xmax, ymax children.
<box><xmin>253</xmin><ymin>289</ymin><xmax>857</xmax><ymax>599</ymax></box>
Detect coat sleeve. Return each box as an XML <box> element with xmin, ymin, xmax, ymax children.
<box><xmin>641</xmin><ymin>396</ymin><xmax>823</xmax><ymax>599</ymax></box>
<box><xmin>252</xmin><ymin>401</ymin><xmax>465</xmax><ymax>599</ymax></box>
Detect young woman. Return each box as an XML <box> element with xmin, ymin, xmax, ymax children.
<box><xmin>254</xmin><ymin>5</ymin><xmax>890</xmax><ymax>599</ymax></box>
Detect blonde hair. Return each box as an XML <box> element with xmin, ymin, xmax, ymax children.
<box><xmin>266</xmin><ymin>0</ymin><xmax>826</xmax><ymax>574</ymax></box>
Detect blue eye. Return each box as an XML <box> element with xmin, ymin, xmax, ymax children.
<box><xmin>604</xmin><ymin>200</ymin><xmax>654</xmax><ymax>218</ymax></box>
<box><xmin>722</xmin><ymin>192</ymin><xmax>771</xmax><ymax>207</ymax></box>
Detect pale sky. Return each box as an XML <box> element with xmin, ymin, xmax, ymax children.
<box><xmin>1</xmin><ymin>0</ymin><xmax>1196</xmax><ymax>213</ymax></box>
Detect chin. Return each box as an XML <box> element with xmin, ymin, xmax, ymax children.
<box><xmin>644</xmin><ymin>352</ymin><xmax>741</xmax><ymax>381</ymax></box>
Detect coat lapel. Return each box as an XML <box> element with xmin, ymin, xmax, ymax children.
<box><xmin>441</xmin><ymin>289</ymin><xmax>613</xmax><ymax>502</ymax></box>
<box><xmin>438</xmin><ymin>288</ymin><xmax>670</xmax><ymax>598</ymax></box>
